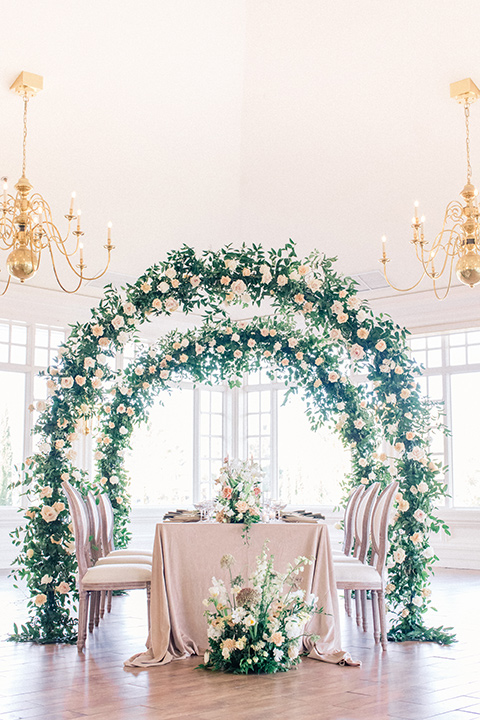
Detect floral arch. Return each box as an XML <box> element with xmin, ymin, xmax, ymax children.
<box><xmin>11</xmin><ymin>242</ymin><xmax>453</xmax><ymax>644</ymax></box>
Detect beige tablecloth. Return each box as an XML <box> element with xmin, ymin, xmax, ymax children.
<box><xmin>125</xmin><ymin>522</ymin><xmax>358</xmax><ymax>668</ymax></box>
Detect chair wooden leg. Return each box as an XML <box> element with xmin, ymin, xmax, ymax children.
<box><xmin>371</xmin><ymin>589</ymin><xmax>380</xmax><ymax>645</ymax></box>
<box><xmin>355</xmin><ymin>590</ymin><xmax>362</xmax><ymax>627</ymax></box>
<box><xmin>361</xmin><ymin>590</ymin><xmax>368</xmax><ymax>632</ymax></box>
<box><xmin>94</xmin><ymin>591</ymin><xmax>101</xmax><ymax>627</ymax></box>
<box><xmin>107</xmin><ymin>590</ymin><xmax>113</xmax><ymax>613</ymax></box>
<box><xmin>378</xmin><ymin>589</ymin><xmax>388</xmax><ymax>650</ymax></box>
<box><xmin>99</xmin><ymin>590</ymin><xmax>106</xmax><ymax>619</ymax></box>
<box><xmin>89</xmin><ymin>591</ymin><xmax>98</xmax><ymax>633</ymax></box>
<box><xmin>146</xmin><ymin>583</ymin><xmax>151</xmax><ymax>631</ymax></box>
<box><xmin>77</xmin><ymin>590</ymin><xmax>89</xmax><ymax>653</ymax></box>
<box><xmin>344</xmin><ymin>590</ymin><xmax>351</xmax><ymax>617</ymax></box>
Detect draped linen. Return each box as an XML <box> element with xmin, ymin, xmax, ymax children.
<box><xmin>125</xmin><ymin>522</ymin><xmax>359</xmax><ymax>668</ymax></box>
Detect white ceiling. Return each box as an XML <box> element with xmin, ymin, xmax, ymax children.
<box><xmin>1</xmin><ymin>0</ymin><xmax>480</xmax><ymax>331</ymax></box>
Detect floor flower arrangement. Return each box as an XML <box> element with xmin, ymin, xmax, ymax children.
<box><xmin>199</xmin><ymin>545</ymin><xmax>321</xmax><ymax>674</ymax></box>
<box><xmin>214</xmin><ymin>458</ymin><xmax>263</xmax><ymax>532</ymax></box>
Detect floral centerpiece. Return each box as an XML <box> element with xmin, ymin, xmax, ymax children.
<box><xmin>200</xmin><ymin>545</ymin><xmax>321</xmax><ymax>674</ymax></box>
<box><xmin>214</xmin><ymin>458</ymin><xmax>263</xmax><ymax>532</ymax></box>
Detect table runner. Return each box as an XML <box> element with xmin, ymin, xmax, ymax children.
<box><xmin>125</xmin><ymin>522</ymin><xmax>358</xmax><ymax>668</ymax></box>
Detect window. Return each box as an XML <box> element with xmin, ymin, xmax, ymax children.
<box><xmin>411</xmin><ymin>329</ymin><xmax>480</xmax><ymax>507</ymax></box>
<box><xmin>125</xmin><ymin>388</ymin><xmax>195</xmax><ymax>505</ymax></box>
<box><xmin>0</xmin><ymin>371</ymin><xmax>26</xmax><ymax>505</ymax></box>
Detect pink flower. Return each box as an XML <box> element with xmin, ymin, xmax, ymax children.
<box><xmin>111</xmin><ymin>315</ymin><xmax>125</xmax><ymax>330</ymax></box>
<box><xmin>98</xmin><ymin>337</ymin><xmax>110</xmax><ymax>348</ymax></box>
<box><xmin>375</xmin><ymin>340</ymin><xmax>387</xmax><ymax>352</ymax></box>
<box><xmin>337</xmin><ymin>312</ymin><xmax>348</xmax><ymax>324</ymax></box>
<box><xmin>123</xmin><ymin>302</ymin><xmax>135</xmax><ymax>316</ymax></box>
<box><xmin>231</xmin><ymin>279</ymin><xmax>247</xmax><ymax>295</ymax></box>
<box><xmin>75</xmin><ymin>375</ymin><xmax>86</xmax><ymax>386</ymax></box>
<box><xmin>164</xmin><ymin>297</ymin><xmax>179</xmax><ymax>313</ymax></box>
<box><xmin>55</xmin><ymin>581</ymin><xmax>71</xmax><ymax>594</ymax></box>
<box><xmin>160</xmin><ymin>370</ymin><xmax>169</xmax><ymax>379</ymax></box>
<box><xmin>152</xmin><ymin>298</ymin><xmax>162</xmax><ymax>310</ymax></box>
<box><xmin>247</xmin><ymin>338</ymin><xmax>256</xmax><ymax>348</ymax></box>
<box><xmin>222</xmin><ymin>486</ymin><xmax>233</xmax><ymax>499</ymax></box>
<box><xmin>328</xmin><ymin>371</ymin><xmax>339</xmax><ymax>383</ymax></box>
<box><xmin>294</xmin><ymin>293</ymin><xmax>304</xmax><ymax>304</ymax></box>
<box><xmin>234</xmin><ymin>349</ymin><xmax>242</xmax><ymax>359</ymax></box>
<box><xmin>288</xmin><ymin>338</ymin><xmax>299</xmax><ymax>348</ymax></box>
<box><xmin>354</xmin><ymin>419</ymin><xmax>365</xmax><ymax>430</ymax></box>
<box><xmin>413</xmin><ymin>509</ymin><xmax>426</xmax><ymax>523</ymax></box>
<box><xmin>61</xmin><ymin>377</ymin><xmax>74</xmax><ymax>389</ymax></box>
<box><xmin>350</xmin><ymin>343</ymin><xmax>365</xmax><ymax>361</ymax></box>
<box><xmin>190</xmin><ymin>275</ymin><xmax>201</xmax><ymax>287</ymax></box>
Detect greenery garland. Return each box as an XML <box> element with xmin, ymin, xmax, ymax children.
<box><xmin>10</xmin><ymin>241</ymin><xmax>454</xmax><ymax>645</ymax></box>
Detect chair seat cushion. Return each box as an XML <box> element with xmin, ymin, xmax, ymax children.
<box><xmin>334</xmin><ymin>561</ymin><xmax>382</xmax><ymax>587</ymax></box>
<box><xmin>96</xmin><ymin>555</ymin><xmax>152</xmax><ymax>566</ymax></box>
<box><xmin>108</xmin><ymin>549</ymin><xmax>153</xmax><ymax>557</ymax></box>
<box><xmin>332</xmin><ymin>555</ymin><xmax>361</xmax><ymax>562</ymax></box>
<box><xmin>82</xmin><ymin>563</ymin><xmax>152</xmax><ymax>585</ymax></box>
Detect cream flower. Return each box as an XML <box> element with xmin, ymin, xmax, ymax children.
<box><xmin>393</xmin><ymin>548</ymin><xmax>406</xmax><ymax>564</ymax></box>
<box><xmin>40</xmin><ymin>574</ymin><xmax>53</xmax><ymax>585</ymax></box>
<box><xmin>34</xmin><ymin>594</ymin><xmax>47</xmax><ymax>607</ymax></box>
<box><xmin>61</xmin><ymin>377</ymin><xmax>74</xmax><ymax>389</ymax></box>
<box><xmin>41</xmin><ymin>505</ymin><xmax>59</xmax><ymax>523</ymax></box>
<box><xmin>111</xmin><ymin>315</ymin><xmax>125</xmax><ymax>330</ymax></box>
<box><xmin>40</xmin><ymin>486</ymin><xmax>53</xmax><ymax>499</ymax></box>
<box><xmin>55</xmin><ymin>581</ymin><xmax>71</xmax><ymax>594</ymax></box>
<box><xmin>91</xmin><ymin>324</ymin><xmax>104</xmax><ymax>337</ymax></box>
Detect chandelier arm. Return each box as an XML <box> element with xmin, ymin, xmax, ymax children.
<box><xmin>432</xmin><ymin>256</ymin><xmax>455</xmax><ymax>300</ymax></box>
<box><xmin>0</xmin><ymin>275</ymin><xmax>11</xmax><ymax>296</ymax></box>
<box><xmin>46</xmin><ymin>241</ymin><xmax>84</xmax><ymax>294</ymax></box>
<box><xmin>380</xmin><ymin>262</ymin><xmax>429</xmax><ymax>293</ymax></box>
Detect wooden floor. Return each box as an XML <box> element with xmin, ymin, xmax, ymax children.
<box><xmin>1</xmin><ymin>569</ymin><xmax>480</xmax><ymax>720</ymax></box>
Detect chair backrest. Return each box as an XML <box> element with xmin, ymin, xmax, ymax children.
<box><xmin>62</xmin><ymin>480</ymin><xmax>93</xmax><ymax>579</ymax></box>
<box><xmin>353</xmin><ymin>482</ymin><xmax>380</xmax><ymax>562</ymax></box>
<box><xmin>370</xmin><ymin>480</ymin><xmax>399</xmax><ymax>576</ymax></box>
<box><xmin>86</xmin><ymin>491</ymin><xmax>103</xmax><ymax>562</ymax></box>
<box><xmin>98</xmin><ymin>492</ymin><xmax>115</xmax><ymax>555</ymax></box>
<box><xmin>342</xmin><ymin>484</ymin><xmax>365</xmax><ymax>555</ymax></box>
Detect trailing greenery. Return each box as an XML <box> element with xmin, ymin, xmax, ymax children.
<box><xmin>10</xmin><ymin>240</ymin><xmax>453</xmax><ymax>644</ymax></box>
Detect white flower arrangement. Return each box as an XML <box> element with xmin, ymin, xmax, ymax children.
<box><xmin>200</xmin><ymin>545</ymin><xmax>321</xmax><ymax>674</ymax></box>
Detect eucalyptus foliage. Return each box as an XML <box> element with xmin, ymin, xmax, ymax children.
<box><xmin>10</xmin><ymin>241</ymin><xmax>453</xmax><ymax>644</ymax></box>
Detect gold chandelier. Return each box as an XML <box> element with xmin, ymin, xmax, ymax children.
<box><xmin>380</xmin><ymin>78</ymin><xmax>480</xmax><ymax>300</ymax></box>
<box><xmin>0</xmin><ymin>71</ymin><xmax>114</xmax><ymax>295</ymax></box>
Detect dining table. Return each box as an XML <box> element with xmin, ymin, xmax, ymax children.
<box><xmin>125</xmin><ymin>521</ymin><xmax>359</xmax><ymax>668</ymax></box>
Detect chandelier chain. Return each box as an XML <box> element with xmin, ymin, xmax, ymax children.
<box><xmin>22</xmin><ymin>95</ymin><xmax>28</xmax><ymax>178</ymax></box>
<box><xmin>464</xmin><ymin>101</ymin><xmax>472</xmax><ymax>183</ymax></box>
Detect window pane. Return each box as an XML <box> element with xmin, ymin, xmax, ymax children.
<box><xmin>450</xmin><ymin>372</ymin><xmax>480</xmax><ymax>507</ymax></box>
<box><xmin>0</xmin><ymin>371</ymin><xmax>25</xmax><ymax>506</ymax></box>
<box><xmin>0</xmin><ymin>344</ymin><xmax>9</xmax><ymax>363</ymax></box>
<box><xmin>278</xmin><ymin>393</ymin><xmax>350</xmax><ymax>505</ymax></box>
<box><xmin>10</xmin><ymin>345</ymin><xmax>26</xmax><ymax>365</ymax></box>
<box><xmin>427</xmin><ymin>349</ymin><xmax>442</xmax><ymax>368</ymax></box>
<box><xmin>210</xmin><ymin>392</ymin><xmax>223</xmax><ymax>414</ymax></box>
<box><xmin>467</xmin><ymin>344</ymin><xmax>480</xmax><ymax>365</ymax></box>
<box><xmin>0</xmin><ymin>324</ymin><xmax>9</xmax><ymax>343</ymax></box>
<box><xmin>125</xmin><ymin>388</ymin><xmax>194</xmax><ymax>505</ymax></box>
<box><xmin>35</xmin><ymin>328</ymin><xmax>49</xmax><ymax>347</ymax></box>
<box><xmin>210</xmin><ymin>413</ymin><xmax>222</xmax><ymax>436</ymax></box>
<box><xmin>11</xmin><ymin>325</ymin><xmax>26</xmax><ymax>345</ymax></box>
<box><xmin>248</xmin><ymin>392</ymin><xmax>259</xmax><ymax>413</ymax></box>
<box><xmin>449</xmin><ymin>347</ymin><xmax>466</xmax><ymax>366</ymax></box>
<box><xmin>34</xmin><ymin>348</ymin><xmax>49</xmax><ymax>368</ymax></box>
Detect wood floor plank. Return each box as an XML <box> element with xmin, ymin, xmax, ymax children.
<box><xmin>1</xmin><ymin>567</ymin><xmax>479</xmax><ymax>720</ymax></box>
